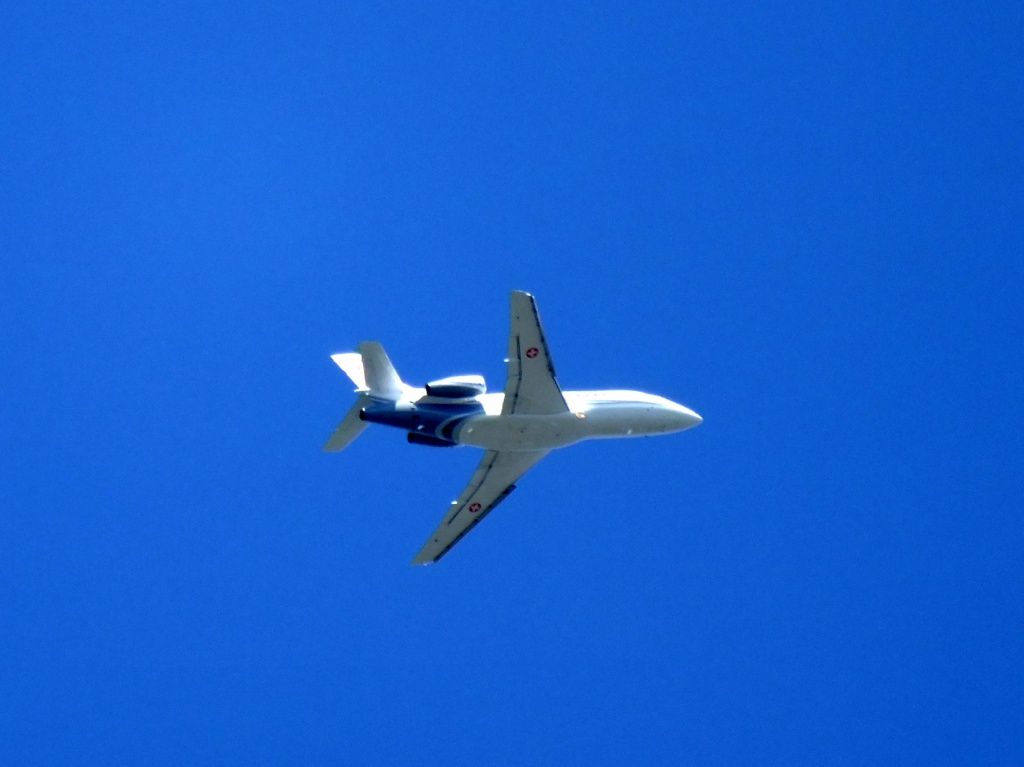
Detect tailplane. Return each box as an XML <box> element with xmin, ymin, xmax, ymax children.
<box><xmin>323</xmin><ymin>394</ymin><xmax>371</xmax><ymax>452</ymax></box>
<box><xmin>357</xmin><ymin>341</ymin><xmax>405</xmax><ymax>400</ymax></box>
<box><xmin>324</xmin><ymin>342</ymin><xmax>408</xmax><ymax>453</ymax></box>
<box><xmin>330</xmin><ymin>342</ymin><xmax>407</xmax><ymax>401</ymax></box>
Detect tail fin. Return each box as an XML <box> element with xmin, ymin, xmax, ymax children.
<box><xmin>324</xmin><ymin>343</ymin><xmax>405</xmax><ymax>453</ymax></box>
<box><xmin>323</xmin><ymin>394</ymin><xmax>371</xmax><ymax>452</ymax></box>
<box><xmin>330</xmin><ymin>342</ymin><xmax>406</xmax><ymax>400</ymax></box>
<box><xmin>331</xmin><ymin>352</ymin><xmax>368</xmax><ymax>391</ymax></box>
<box><xmin>357</xmin><ymin>341</ymin><xmax>405</xmax><ymax>400</ymax></box>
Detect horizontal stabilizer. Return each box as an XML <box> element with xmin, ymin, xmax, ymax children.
<box><xmin>358</xmin><ymin>341</ymin><xmax>405</xmax><ymax>400</ymax></box>
<box><xmin>323</xmin><ymin>394</ymin><xmax>371</xmax><ymax>452</ymax></box>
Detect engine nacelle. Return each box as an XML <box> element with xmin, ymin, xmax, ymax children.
<box><xmin>424</xmin><ymin>375</ymin><xmax>486</xmax><ymax>399</ymax></box>
<box><xmin>408</xmin><ymin>432</ymin><xmax>458</xmax><ymax>448</ymax></box>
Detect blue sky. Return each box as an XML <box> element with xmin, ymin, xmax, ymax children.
<box><xmin>2</xmin><ymin>2</ymin><xmax>1022</xmax><ymax>764</ymax></box>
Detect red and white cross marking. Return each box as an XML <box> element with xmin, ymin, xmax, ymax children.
<box><xmin>469</xmin><ymin>502</ymin><xmax>482</xmax><ymax>513</ymax></box>
<box><xmin>525</xmin><ymin>347</ymin><xmax>539</xmax><ymax>359</ymax></box>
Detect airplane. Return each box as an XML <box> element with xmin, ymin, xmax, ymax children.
<box><xmin>323</xmin><ymin>290</ymin><xmax>702</xmax><ymax>565</ymax></box>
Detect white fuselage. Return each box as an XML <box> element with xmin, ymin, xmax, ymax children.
<box><xmin>445</xmin><ymin>390</ymin><xmax>702</xmax><ymax>452</ymax></box>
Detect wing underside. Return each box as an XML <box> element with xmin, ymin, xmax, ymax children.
<box><xmin>502</xmin><ymin>291</ymin><xmax>568</xmax><ymax>416</ymax></box>
<box><xmin>410</xmin><ymin>291</ymin><xmax>564</xmax><ymax>564</ymax></box>
<box><xmin>411</xmin><ymin>449</ymin><xmax>549</xmax><ymax>565</ymax></box>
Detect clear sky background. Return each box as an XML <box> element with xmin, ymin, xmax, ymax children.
<box><xmin>2</xmin><ymin>2</ymin><xmax>1022</xmax><ymax>765</ymax></box>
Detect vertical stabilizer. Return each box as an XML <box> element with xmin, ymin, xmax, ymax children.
<box><xmin>358</xmin><ymin>341</ymin><xmax>405</xmax><ymax>400</ymax></box>
<box><xmin>331</xmin><ymin>352</ymin><xmax>368</xmax><ymax>391</ymax></box>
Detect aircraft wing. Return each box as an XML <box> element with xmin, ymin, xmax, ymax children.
<box><xmin>501</xmin><ymin>291</ymin><xmax>569</xmax><ymax>415</ymax></box>
<box><xmin>411</xmin><ymin>449</ymin><xmax>549</xmax><ymax>565</ymax></box>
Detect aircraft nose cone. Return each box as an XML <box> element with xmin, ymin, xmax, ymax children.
<box><xmin>672</xmin><ymin>404</ymin><xmax>702</xmax><ymax>430</ymax></box>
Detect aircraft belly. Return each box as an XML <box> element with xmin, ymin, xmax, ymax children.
<box><xmin>580</xmin><ymin>405</ymin><xmax>677</xmax><ymax>438</ymax></box>
<box><xmin>455</xmin><ymin>414</ymin><xmax>584</xmax><ymax>451</ymax></box>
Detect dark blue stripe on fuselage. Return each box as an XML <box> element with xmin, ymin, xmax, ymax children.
<box><xmin>361</xmin><ymin>399</ymin><xmax>483</xmax><ymax>441</ymax></box>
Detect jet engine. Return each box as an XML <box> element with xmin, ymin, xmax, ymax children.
<box><xmin>424</xmin><ymin>375</ymin><xmax>486</xmax><ymax>399</ymax></box>
<box><xmin>408</xmin><ymin>432</ymin><xmax>458</xmax><ymax>448</ymax></box>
